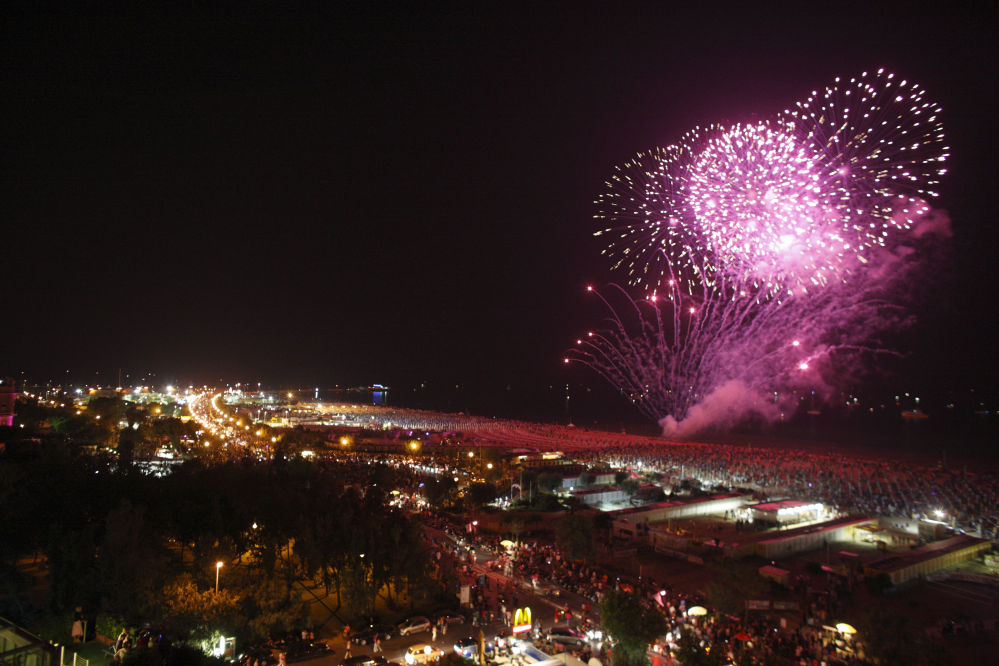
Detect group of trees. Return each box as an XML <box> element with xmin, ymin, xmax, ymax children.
<box><xmin>7</xmin><ymin>394</ymin><xmax>198</xmax><ymax>459</ymax></box>
<box><xmin>295</xmin><ymin>483</ymin><xmax>431</xmax><ymax>617</ymax></box>
<box><xmin>1</xmin><ymin>432</ymin><xmax>433</xmax><ymax>648</ymax></box>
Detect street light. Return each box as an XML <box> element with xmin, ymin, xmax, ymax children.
<box><xmin>215</xmin><ymin>562</ymin><xmax>223</xmax><ymax>593</ymax></box>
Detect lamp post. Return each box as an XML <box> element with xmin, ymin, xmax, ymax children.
<box><xmin>215</xmin><ymin>562</ymin><xmax>223</xmax><ymax>593</ymax></box>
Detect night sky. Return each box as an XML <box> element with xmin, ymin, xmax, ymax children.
<box><xmin>4</xmin><ymin>5</ymin><xmax>997</xmax><ymax>421</ymax></box>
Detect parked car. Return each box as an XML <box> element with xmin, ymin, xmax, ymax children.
<box><xmin>343</xmin><ymin>656</ymin><xmax>387</xmax><ymax>666</ymax></box>
<box><xmin>282</xmin><ymin>641</ymin><xmax>331</xmax><ymax>663</ymax></box>
<box><xmin>404</xmin><ymin>645</ymin><xmax>443</xmax><ymax>665</ymax></box>
<box><xmin>433</xmin><ymin>610</ymin><xmax>465</xmax><ymax>626</ymax></box>
<box><xmin>351</xmin><ymin>624</ymin><xmax>395</xmax><ymax>645</ymax></box>
<box><xmin>398</xmin><ymin>616</ymin><xmax>432</xmax><ymax>636</ymax></box>
<box><xmin>544</xmin><ymin>627</ymin><xmax>586</xmax><ymax>647</ymax></box>
<box><xmin>236</xmin><ymin>647</ymin><xmax>277</xmax><ymax>666</ymax></box>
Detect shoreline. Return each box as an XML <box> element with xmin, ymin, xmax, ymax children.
<box><xmin>293</xmin><ymin>399</ymin><xmax>999</xmax><ymax>474</ymax></box>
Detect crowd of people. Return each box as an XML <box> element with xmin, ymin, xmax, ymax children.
<box><xmin>657</xmin><ymin>611</ymin><xmax>867</xmax><ymax>665</ymax></box>
<box><xmin>419</xmin><ymin>520</ymin><xmax>611</xmax><ymax>664</ymax></box>
<box><xmin>418</xmin><ymin>512</ymin><xmax>864</xmax><ymax>665</ymax></box>
<box><xmin>421</xmin><ymin>507</ymin><xmax>884</xmax><ymax>665</ymax></box>
<box><xmin>110</xmin><ymin>628</ymin><xmax>161</xmax><ymax>663</ymax></box>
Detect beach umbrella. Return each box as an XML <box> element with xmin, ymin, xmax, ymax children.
<box><xmin>835</xmin><ymin>623</ymin><xmax>856</xmax><ymax>635</ymax></box>
<box><xmin>500</xmin><ymin>540</ymin><xmax>515</xmax><ymax>548</ymax></box>
<box><xmin>686</xmin><ymin>606</ymin><xmax>708</xmax><ymax>617</ymax></box>
<box><xmin>734</xmin><ymin>632</ymin><xmax>751</xmax><ymax>641</ymax></box>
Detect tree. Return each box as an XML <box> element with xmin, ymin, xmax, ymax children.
<box><xmin>621</xmin><ymin>479</ymin><xmax>641</xmax><ymax>497</ymax></box>
<box><xmin>538</xmin><ymin>473</ymin><xmax>563</xmax><ymax>493</ymax></box>
<box><xmin>554</xmin><ymin>514</ymin><xmax>594</xmax><ymax>562</ymax></box>
<box><xmin>95</xmin><ymin>500</ymin><xmax>165</xmax><ymax>620</ymax></box>
<box><xmin>675</xmin><ymin>627</ymin><xmax>726</xmax><ymax>666</ymax></box>
<box><xmin>48</xmin><ymin>412</ymin><xmax>93</xmax><ymax>439</ymax></box>
<box><xmin>614</xmin><ymin>471</ymin><xmax>629</xmax><ymax>486</ymax></box>
<box><xmin>46</xmin><ymin>523</ymin><xmax>98</xmax><ymax>613</ymax></box>
<box><xmin>378</xmin><ymin>510</ymin><xmax>431</xmax><ymax>609</ymax></box>
<box><xmin>467</xmin><ymin>482</ymin><xmax>497</xmax><ymax>507</ymax></box>
<box><xmin>504</xmin><ymin>516</ymin><xmax>525</xmax><ymax>541</ymax></box>
<box><xmin>87</xmin><ymin>397</ymin><xmax>129</xmax><ymax>422</ymax></box>
<box><xmin>579</xmin><ymin>471</ymin><xmax>596</xmax><ymax>487</ymax></box>
<box><xmin>151</xmin><ymin>418</ymin><xmax>193</xmax><ymax>451</ymax></box>
<box><xmin>156</xmin><ymin>574</ymin><xmax>240</xmax><ymax>645</ymax></box>
<box><xmin>423</xmin><ymin>476</ymin><xmax>458</xmax><ymax>508</ymax></box>
<box><xmin>239</xmin><ymin>577</ymin><xmax>311</xmax><ymax>643</ymax></box>
<box><xmin>126</xmin><ymin>405</ymin><xmax>147</xmax><ymax>428</ymax></box>
<box><xmin>600</xmin><ymin>590</ymin><xmax>669</xmax><ymax>666</ymax></box>
<box><xmin>295</xmin><ymin>511</ymin><xmax>351</xmax><ymax>612</ymax></box>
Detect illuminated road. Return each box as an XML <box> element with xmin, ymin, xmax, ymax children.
<box><xmin>187</xmin><ymin>392</ymin><xmax>270</xmax><ymax>454</ymax></box>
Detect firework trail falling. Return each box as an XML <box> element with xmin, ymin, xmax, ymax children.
<box><xmin>570</xmin><ymin>271</ymin><xmax>912</xmax><ymax>434</ymax></box>
<box><xmin>595</xmin><ymin>140</ymin><xmax>701</xmax><ymax>294</ymax></box>
<box><xmin>574</xmin><ymin>71</ymin><xmax>949</xmax><ymax>436</ymax></box>
<box><xmin>786</xmin><ymin>70</ymin><xmax>948</xmax><ymax>235</ymax></box>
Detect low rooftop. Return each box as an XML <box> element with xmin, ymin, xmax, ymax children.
<box><xmin>866</xmin><ymin>534</ymin><xmax>989</xmax><ymax>573</ymax></box>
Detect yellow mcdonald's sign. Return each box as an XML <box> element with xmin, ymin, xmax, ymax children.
<box><xmin>513</xmin><ymin>607</ymin><xmax>532</xmax><ymax>633</ymax></box>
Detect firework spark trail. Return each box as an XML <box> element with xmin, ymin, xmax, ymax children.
<box><xmin>597</xmin><ymin>70</ymin><xmax>947</xmax><ymax>293</ymax></box>
<box><xmin>570</xmin><ymin>271</ymin><xmax>912</xmax><ymax>432</ymax></box>
<box><xmin>572</xmin><ymin>70</ymin><xmax>948</xmax><ymax>435</ymax></box>
<box><xmin>785</xmin><ymin>70</ymin><xmax>948</xmax><ymax>235</ymax></box>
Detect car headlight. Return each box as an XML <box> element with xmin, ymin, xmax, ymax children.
<box><xmin>405</xmin><ymin>655</ymin><xmax>414</xmax><ymax>664</ymax></box>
